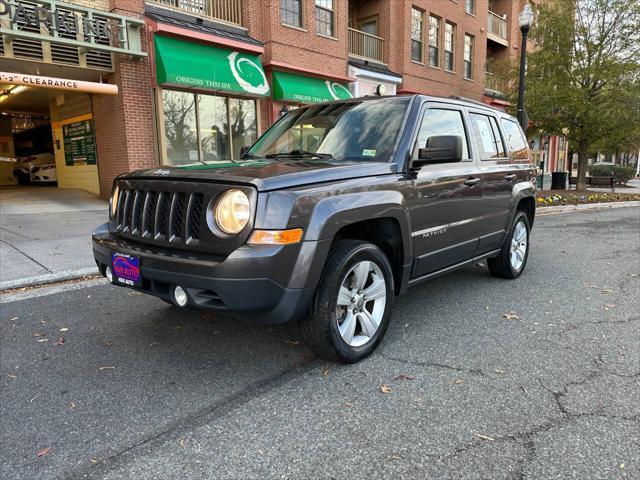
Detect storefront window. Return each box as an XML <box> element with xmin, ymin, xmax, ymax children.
<box><xmin>198</xmin><ymin>94</ymin><xmax>229</xmax><ymax>162</ymax></box>
<box><xmin>229</xmin><ymin>98</ymin><xmax>258</xmax><ymax>159</ymax></box>
<box><xmin>162</xmin><ymin>90</ymin><xmax>198</xmax><ymax>165</ymax></box>
<box><xmin>159</xmin><ymin>90</ymin><xmax>257</xmax><ymax>165</ymax></box>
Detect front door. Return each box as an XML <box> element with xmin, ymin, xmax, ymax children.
<box><xmin>409</xmin><ymin>104</ymin><xmax>483</xmax><ymax>278</ymax></box>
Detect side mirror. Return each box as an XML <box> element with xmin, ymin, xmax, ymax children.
<box><xmin>414</xmin><ymin>135</ymin><xmax>463</xmax><ymax>166</ymax></box>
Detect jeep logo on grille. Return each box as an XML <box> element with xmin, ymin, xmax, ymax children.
<box><xmin>152</xmin><ymin>169</ymin><xmax>171</xmax><ymax>176</ymax></box>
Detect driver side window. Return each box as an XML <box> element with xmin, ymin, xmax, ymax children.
<box><xmin>414</xmin><ymin>108</ymin><xmax>470</xmax><ymax>161</ymax></box>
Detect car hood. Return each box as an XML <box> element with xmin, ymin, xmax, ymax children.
<box><xmin>123</xmin><ymin>159</ymin><xmax>397</xmax><ymax>191</ymax></box>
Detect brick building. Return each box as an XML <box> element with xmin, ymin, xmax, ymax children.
<box><xmin>0</xmin><ymin>0</ymin><xmax>567</xmax><ymax>196</ymax></box>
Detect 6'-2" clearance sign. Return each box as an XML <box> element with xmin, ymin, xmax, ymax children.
<box><xmin>0</xmin><ymin>71</ymin><xmax>118</xmax><ymax>95</ymax></box>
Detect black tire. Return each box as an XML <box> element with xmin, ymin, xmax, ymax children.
<box><xmin>487</xmin><ymin>211</ymin><xmax>531</xmax><ymax>279</ymax></box>
<box><xmin>301</xmin><ymin>240</ymin><xmax>394</xmax><ymax>363</ymax></box>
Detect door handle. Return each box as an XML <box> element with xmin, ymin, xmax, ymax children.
<box><xmin>464</xmin><ymin>177</ymin><xmax>481</xmax><ymax>187</ymax></box>
<box><xmin>504</xmin><ymin>174</ymin><xmax>517</xmax><ymax>181</ymax></box>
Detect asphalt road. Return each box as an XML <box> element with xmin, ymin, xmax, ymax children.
<box><xmin>1</xmin><ymin>206</ymin><xmax>639</xmax><ymax>480</ymax></box>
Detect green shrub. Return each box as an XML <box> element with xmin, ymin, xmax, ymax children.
<box><xmin>587</xmin><ymin>164</ymin><xmax>636</xmax><ymax>185</ymax></box>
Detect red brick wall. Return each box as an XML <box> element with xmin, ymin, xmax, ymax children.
<box><xmin>93</xmin><ymin>0</ymin><xmax>156</xmax><ymax>198</ymax></box>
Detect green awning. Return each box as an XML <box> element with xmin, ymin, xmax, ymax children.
<box><xmin>271</xmin><ymin>71</ymin><xmax>352</xmax><ymax>103</ymax></box>
<box><xmin>154</xmin><ymin>35</ymin><xmax>269</xmax><ymax>97</ymax></box>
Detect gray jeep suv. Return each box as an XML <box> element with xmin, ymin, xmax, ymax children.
<box><xmin>93</xmin><ymin>95</ymin><xmax>536</xmax><ymax>362</ymax></box>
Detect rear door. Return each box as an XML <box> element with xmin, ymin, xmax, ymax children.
<box><xmin>408</xmin><ymin>102</ymin><xmax>483</xmax><ymax>278</ymax></box>
<box><xmin>467</xmin><ymin>109</ymin><xmax>514</xmax><ymax>253</ymax></box>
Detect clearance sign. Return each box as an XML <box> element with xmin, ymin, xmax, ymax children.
<box><xmin>0</xmin><ymin>72</ymin><xmax>118</xmax><ymax>95</ymax></box>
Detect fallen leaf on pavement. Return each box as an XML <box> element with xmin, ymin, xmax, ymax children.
<box><xmin>601</xmin><ymin>289</ymin><xmax>614</xmax><ymax>293</ymax></box>
<box><xmin>59</xmin><ymin>328</ymin><xmax>69</xmax><ymax>332</ymax></box>
<box><xmin>619</xmin><ymin>463</ymin><xmax>625</xmax><ymax>469</ymax></box>
<box><xmin>286</xmin><ymin>340</ymin><xmax>300</xmax><ymax>347</ymax></box>
<box><xmin>69</xmin><ymin>402</ymin><xmax>77</xmax><ymax>409</ymax></box>
<box><xmin>127</xmin><ymin>291</ymin><xmax>142</xmax><ymax>296</ymax></box>
<box><xmin>380</xmin><ymin>384</ymin><xmax>392</xmax><ymax>394</ymax></box>
<box><xmin>98</xmin><ymin>366</ymin><xmax>115</xmax><ymax>370</ymax></box>
<box><xmin>174</xmin><ymin>325</ymin><xmax>184</xmax><ymax>330</ymax></box>
<box><xmin>104</xmin><ymin>341</ymin><xmax>113</xmax><ymax>347</ymax></box>
<box><xmin>10</xmin><ymin>316</ymin><xmax>18</xmax><ymax>321</ymax></box>
<box><xmin>90</xmin><ymin>459</ymin><xmax>99</xmax><ymax>464</ymax></box>
<box><xmin>178</xmin><ymin>437</ymin><xmax>186</xmax><ymax>447</ymax></box>
<box><xmin>474</xmin><ymin>433</ymin><xmax>495</xmax><ymax>441</ymax></box>
<box><xmin>36</xmin><ymin>447</ymin><xmax>50</xmax><ymax>458</ymax></box>
<box><xmin>344</xmin><ymin>401</ymin><xmax>353</xmax><ymax>408</ymax></box>
<box><xmin>56</xmin><ymin>338</ymin><xmax>65</xmax><ymax>346</ymax></box>
<box><xmin>602</xmin><ymin>304</ymin><xmax>615</xmax><ymax>311</ymax></box>
<box><xmin>394</xmin><ymin>374</ymin><xmax>415</xmax><ymax>381</ymax></box>
<box><xmin>322</xmin><ymin>366</ymin><xmax>330</xmax><ymax>377</ymax></box>
<box><xmin>495</xmin><ymin>369</ymin><xmax>505</xmax><ymax>374</ymax></box>
<box><xmin>503</xmin><ymin>312</ymin><xmax>520</xmax><ymax>320</ymax></box>
<box><xmin>37</xmin><ymin>339</ymin><xmax>49</xmax><ymax>343</ymax></box>
<box><xmin>454</xmin><ymin>378</ymin><xmax>464</xmax><ymax>385</ymax></box>
<box><xmin>7</xmin><ymin>374</ymin><xmax>17</xmax><ymax>379</ymax></box>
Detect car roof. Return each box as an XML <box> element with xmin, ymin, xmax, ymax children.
<box><xmin>327</xmin><ymin>94</ymin><xmax>515</xmax><ymax>120</ymax></box>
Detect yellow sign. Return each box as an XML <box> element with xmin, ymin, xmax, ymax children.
<box><xmin>0</xmin><ymin>72</ymin><xmax>118</xmax><ymax>95</ymax></box>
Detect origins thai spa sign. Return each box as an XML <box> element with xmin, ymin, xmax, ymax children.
<box><xmin>154</xmin><ymin>35</ymin><xmax>270</xmax><ymax>97</ymax></box>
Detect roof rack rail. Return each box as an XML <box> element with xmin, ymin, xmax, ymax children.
<box><xmin>447</xmin><ymin>95</ymin><xmax>501</xmax><ymax>110</ymax></box>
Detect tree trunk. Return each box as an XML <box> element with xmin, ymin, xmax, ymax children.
<box><xmin>576</xmin><ymin>149</ymin><xmax>588</xmax><ymax>191</ymax></box>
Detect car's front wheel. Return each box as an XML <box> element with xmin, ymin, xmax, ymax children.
<box><xmin>301</xmin><ymin>240</ymin><xmax>394</xmax><ymax>363</ymax></box>
<box><xmin>487</xmin><ymin>211</ymin><xmax>531</xmax><ymax>279</ymax></box>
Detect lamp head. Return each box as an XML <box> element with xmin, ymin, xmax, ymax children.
<box><xmin>519</xmin><ymin>4</ymin><xmax>534</xmax><ymax>31</ymax></box>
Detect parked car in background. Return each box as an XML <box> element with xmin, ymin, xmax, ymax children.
<box><xmin>13</xmin><ymin>153</ymin><xmax>57</xmax><ymax>184</ymax></box>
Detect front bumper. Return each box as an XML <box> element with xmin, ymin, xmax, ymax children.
<box><xmin>92</xmin><ymin>224</ymin><xmax>320</xmax><ymax>324</ymax></box>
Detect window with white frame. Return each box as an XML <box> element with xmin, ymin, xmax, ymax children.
<box><xmin>411</xmin><ymin>7</ymin><xmax>424</xmax><ymax>62</ymax></box>
<box><xmin>315</xmin><ymin>0</ymin><xmax>334</xmax><ymax>37</ymax></box>
<box><xmin>465</xmin><ymin>0</ymin><xmax>475</xmax><ymax>15</ymax></box>
<box><xmin>464</xmin><ymin>34</ymin><xmax>474</xmax><ymax>79</ymax></box>
<box><xmin>444</xmin><ymin>22</ymin><xmax>455</xmax><ymax>71</ymax></box>
<box><xmin>281</xmin><ymin>0</ymin><xmax>303</xmax><ymax>28</ymax></box>
<box><xmin>428</xmin><ymin>15</ymin><xmax>440</xmax><ymax>67</ymax></box>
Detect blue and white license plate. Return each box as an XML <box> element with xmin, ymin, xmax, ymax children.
<box><xmin>111</xmin><ymin>252</ymin><xmax>141</xmax><ymax>287</ymax></box>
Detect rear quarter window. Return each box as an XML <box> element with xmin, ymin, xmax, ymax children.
<box><xmin>500</xmin><ymin>118</ymin><xmax>530</xmax><ymax>161</ymax></box>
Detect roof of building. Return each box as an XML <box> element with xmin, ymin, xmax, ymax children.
<box><xmin>145</xmin><ymin>5</ymin><xmax>263</xmax><ymax>47</ymax></box>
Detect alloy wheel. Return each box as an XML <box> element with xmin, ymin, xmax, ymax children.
<box><xmin>335</xmin><ymin>260</ymin><xmax>387</xmax><ymax>347</ymax></box>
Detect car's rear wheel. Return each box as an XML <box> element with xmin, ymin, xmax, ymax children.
<box><xmin>487</xmin><ymin>211</ymin><xmax>530</xmax><ymax>279</ymax></box>
<box><xmin>301</xmin><ymin>240</ymin><xmax>394</xmax><ymax>363</ymax></box>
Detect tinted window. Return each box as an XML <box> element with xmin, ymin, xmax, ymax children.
<box><xmin>500</xmin><ymin>118</ymin><xmax>529</xmax><ymax>160</ymax></box>
<box><xmin>415</xmin><ymin>108</ymin><xmax>470</xmax><ymax>161</ymax></box>
<box><xmin>489</xmin><ymin>117</ymin><xmax>506</xmax><ymax>157</ymax></box>
<box><xmin>470</xmin><ymin>113</ymin><xmax>498</xmax><ymax>159</ymax></box>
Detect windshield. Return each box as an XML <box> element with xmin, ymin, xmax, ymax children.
<box><xmin>247</xmin><ymin>97</ymin><xmax>410</xmax><ymax>162</ymax></box>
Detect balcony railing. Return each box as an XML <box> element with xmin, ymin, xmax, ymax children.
<box><xmin>147</xmin><ymin>0</ymin><xmax>242</xmax><ymax>26</ymax></box>
<box><xmin>485</xmin><ymin>71</ymin><xmax>508</xmax><ymax>93</ymax></box>
<box><xmin>348</xmin><ymin>28</ymin><xmax>385</xmax><ymax>63</ymax></box>
<box><xmin>487</xmin><ymin>11</ymin><xmax>508</xmax><ymax>41</ymax></box>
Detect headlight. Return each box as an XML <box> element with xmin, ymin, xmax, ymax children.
<box><xmin>110</xmin><ymin>183</ymin><xmax>120</xmax><ymax>218</ymax></box>
<box><xmin>213</xmin><ymin>189</ymin><xmax>250</xmax><ymax>234</ymax></box>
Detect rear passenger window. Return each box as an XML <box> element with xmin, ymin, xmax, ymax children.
<box><xmin>415</xmin><ymin>108</ymin><xmax>470</xmax><ymax>161</ymax></box>
<box><xmin>470</xmin><ymin>113</ymin><xmax>502</xmax><ymax>159</ymax></box>
<box><xmin>500</xmin><ymin>119</ymin><xmax>529</xmax><ymax>160</ymax></box>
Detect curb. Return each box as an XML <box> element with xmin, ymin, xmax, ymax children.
<box><xmin>536</xmin><ymin>201</ymin><xmax>640</xmax><ymax>216</ymax></box>
<box><xmin>0</xmin><ymin>266</ymin><xmax>100</xmax><ymax>292</ymax></box>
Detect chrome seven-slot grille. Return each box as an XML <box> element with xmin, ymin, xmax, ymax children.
<box><xmin>115</xmin><ymin>187</ymin><xmax>204</xmax><ymax>246</ymax></box>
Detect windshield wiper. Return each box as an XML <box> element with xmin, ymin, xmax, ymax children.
<box><xmin>265</xmin><ymin>150</ymin><xmax>333</xmax><ymax>159</ymax></box>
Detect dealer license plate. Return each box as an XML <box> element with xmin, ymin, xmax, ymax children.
<box><xmin>111</xmin><ymin>252</ymin><xmax>141</xmax><ymax>287</ymax></box>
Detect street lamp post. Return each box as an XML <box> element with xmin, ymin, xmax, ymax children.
<box><xmin>517</xmin><ymin>4</ymin><xmax>534</xmax><ymax>130</ymax></box>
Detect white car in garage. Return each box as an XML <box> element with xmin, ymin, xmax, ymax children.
<box><xmin>13</xmin><ymin>153</ymin><xmax>57</xmax><ymax>184</ymax></box>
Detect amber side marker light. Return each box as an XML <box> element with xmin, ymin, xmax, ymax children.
<box><xmin>248</xmin><ymin>228</ymin><xmax>304</xmax><ymax>245</ymax></box>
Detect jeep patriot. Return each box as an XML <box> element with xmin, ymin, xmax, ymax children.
<box><xmin>92</xmin><ymin>95</ymin><xmax>536</xmax><ymax>362</ymax></box>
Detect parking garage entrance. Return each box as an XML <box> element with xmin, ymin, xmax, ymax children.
<box><xmin>0</xmin><ymin>83</ymin><xmax>101</xmax><ymax>194</ymax></box>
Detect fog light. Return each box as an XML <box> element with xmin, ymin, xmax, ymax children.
<box><xmin>173</xmin><ymin>285</ymin><xmax>188</xmax><ymax>307</ymax></box>
<box><xmin>105</xmin><ymin>266</ymin><xmax>113</xmax><ymax>283</ymax></box>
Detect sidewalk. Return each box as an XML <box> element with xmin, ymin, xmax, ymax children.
<box><xmin>0</xmin><ymin>186</ymin><xmax>106</xmax><ymax>290</ymax></box>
